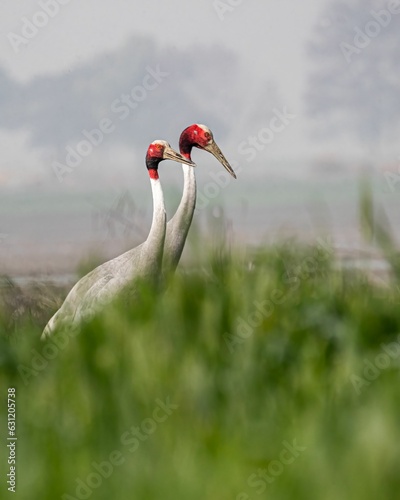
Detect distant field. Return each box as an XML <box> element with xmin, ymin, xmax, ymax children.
<box><xmin>1</xmin><ymin>171</ymin><xmax>399</xmax><ymax>276</ymax></box>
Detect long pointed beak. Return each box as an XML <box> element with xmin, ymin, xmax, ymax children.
<box><xmin>163</xmin><ymin>145</ymin><xmax>196</xmax><ymax>167</ymax></box>
<box><xmin>203</xmin><ymin>141</ymin><xmax>237</xmax><ymax>179</ymax></box>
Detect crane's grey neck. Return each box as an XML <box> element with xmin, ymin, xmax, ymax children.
<box><xmin>163</xmin><ymin>162</ymin><xmax>196</xmax><ymax>274</ymax></box>
<box><xmin>178</xmin><ymin>161</ymin><xmax>196</xmax><ymax>209</ymax></box>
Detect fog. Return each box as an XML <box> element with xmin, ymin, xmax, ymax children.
<box><xmin>1</xmin><ymin>0</ymin><xmax>399</xmax><ymax>275</ymax></box>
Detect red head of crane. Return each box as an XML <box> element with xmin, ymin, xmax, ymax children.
<box><xmin>179</xmin><ymin>124</ymin><xmax>236</xmax><ymax>178</ymax></box>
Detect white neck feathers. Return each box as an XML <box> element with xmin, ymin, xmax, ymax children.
<box><xmin>145</xmin><ymin>177</ymin><xmax>166</xmax><ymax>254</ymax></box>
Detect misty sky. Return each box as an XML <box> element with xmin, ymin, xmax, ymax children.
<box><xmin>0</xmin><ymin>0</ymin><xmax>338</xmax><ymax>190</ymax></box>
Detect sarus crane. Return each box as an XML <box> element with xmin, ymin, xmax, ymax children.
<box><xmin>41</xmin><ymin>141</ymin><xmax>195</xmax><ymax>338</ymax></box>
<box><xmin>163</xmin><ymin>124</ymin><xmax>236</xmax><ymax>274</ymax></box>
<box><xmin>103</xmin><ymin>125</ymin><xmax>237</xmax><ymax>276</ymax></box>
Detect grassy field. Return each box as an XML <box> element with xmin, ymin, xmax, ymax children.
<box><xmin>1</xmin><ymin>196</ymin><xmax>400</xmax><ymax>499</ymax></box>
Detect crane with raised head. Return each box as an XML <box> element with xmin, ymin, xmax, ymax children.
<box><xmin>42</xmin><ymin>141</ymin><xmax>195</xmax><ymax>338</ymax></box>
<box><xmin>163</xmin><ymin>124</ymin><xmax>236</xmax><ymax>274</ymax></box>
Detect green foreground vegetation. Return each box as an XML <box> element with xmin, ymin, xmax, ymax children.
<box><xmin>1</xmin><ymin>190</ymin><xmax>400</xmax><ymax>499</ymax></box>
<box><xmin>1</xmin><ymin>241</ymin><xmax>400</xmax><ymax>499</ymax></box>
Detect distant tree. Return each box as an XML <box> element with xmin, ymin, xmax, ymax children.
<box><xmin>306</xmin><ymin>0</ymin><xmax>400</xmax><ymax>159</ymax></box>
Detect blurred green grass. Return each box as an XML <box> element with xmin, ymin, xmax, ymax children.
<box><xmin>2</xmin><ymin>182</ymin><xmax>400</xmax><ymax>499</ymax></box>
<box><xmin>1</xmin><ymin>238</ymin><xmax>400</xmax><ymax>500</ymax></box>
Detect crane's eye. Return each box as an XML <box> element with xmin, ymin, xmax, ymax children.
<box><xmin>205</xmin><ymin>132</ymin><xmax>211</xmax><ymax>139</ymax></box>
<box><xmin>156</xmin><ymin>144</ymin><xmax>163</xmax><ymax>150</ymax></box>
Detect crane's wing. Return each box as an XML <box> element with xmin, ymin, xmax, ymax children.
<box><xmin>42</xmin><ymin>243</ymin><xmax>148</xmax><ymax>338</ymax></box>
